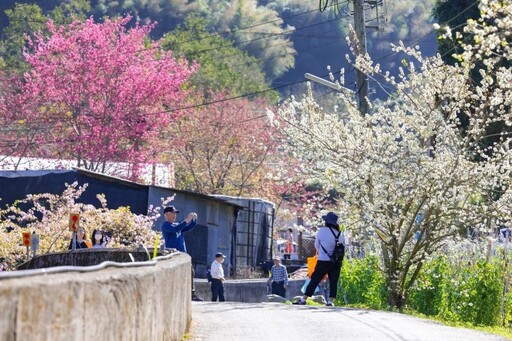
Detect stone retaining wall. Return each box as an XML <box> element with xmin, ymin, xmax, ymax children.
<box><xmin>195</xmin><ymin>278</ymin><xmax>307</xmax><ymax>303</ymax></box>
<box><xmin>0</xmin><ymin>252</ymin><xmax>191</xmax><ymax>341</ymax></box>
<box><xmin>17</xmin><ymin>248</ymin><xmax>165</xmax><ymax>269</ymax></box>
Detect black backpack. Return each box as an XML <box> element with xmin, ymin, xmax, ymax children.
<box><xmin>206</xmin><ymin>269</ymin><xmax>213</xmax><ymax>282</ymax></box>
<box><xmin>320</xmin><ymin>228</ymin><xmax>345</xmax><ymax>263</ymax></box>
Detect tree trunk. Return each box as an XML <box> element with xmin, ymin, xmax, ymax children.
<box><xmin>386</xmin><ymin>260</ymin><xmax>406</xmax><ymax>310</ymax></box>
<box><xmin>388</xmin><ymin>280</ymin><xmax>405</xmax><ymax>310</ymax></box>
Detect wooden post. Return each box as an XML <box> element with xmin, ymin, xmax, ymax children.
<box><xmin>298</xmin><ymin>231</ymin><xmax>303</xmax><ymax>260</ymax></box>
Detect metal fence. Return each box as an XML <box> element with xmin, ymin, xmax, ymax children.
<box><xmin>299</xmin><ymin>235</ymin><xmax>317</xmax><ymax>259</ymax></box>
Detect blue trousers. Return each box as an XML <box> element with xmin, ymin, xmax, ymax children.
<box><xmin>211</xmin><ymin>278</ymin><xmax>225</xmax><ymax>302</ymax></box>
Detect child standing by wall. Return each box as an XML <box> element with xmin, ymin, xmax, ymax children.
<box><xmin>210</xmin><ymin>253</ymin><xmax>226</xmax><ymax>302</ymax></box>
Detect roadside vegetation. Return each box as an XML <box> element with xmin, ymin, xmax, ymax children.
<box><xmin>0</xmin><ymin>183</ymin><xmax>163</xmax><ymax>271</ymax></box>
<box><xmin>338</xmin><ymin>240</ymin><xmax>512</xmax><ymax>338</ymax></box>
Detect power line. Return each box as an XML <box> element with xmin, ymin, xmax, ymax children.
<box><xmin>372</xmin><ymin>0</ymin><xmax>479</xmax><ymax>64</ymax></box>
<box><xmin>0</xmin><ymin>111</ymin><xmax>274</xmax><ymax>147</ymax></box>
<box><xmin>0</xmin><ymin>3</ymin><xmax>349</xmax><ymax>79</ymax></box>
<box><xmin>0</xmin><ymin>3</ymin><xmax>355</xmax><ymax>95</ymax></box>
<box><xmin>198</xmin><ymin>30</ymin><xmax>345</xmax><ymax>73</ymax></box>
<box><xmin>0</xmin><ymin>0</ymin><xmax>482</xmax><ymax>130</ymax></box>
<box><xmin>183</xmin><ymin>15</ymin><xmax>347</xmax><ymax>59</ymax></box>
<box><xmin>1</xmin><ymin>0</ymin><xmax>344</xmax><ymax>49</ymax></box>
<box><xmin>0</xmin><ymin>0</ymin><xmax>475</xmax><ymax>74</ymax></box>
<box><xmin>162</xmin><ymin>1</ymin><xmax>348</xmax><ymax>47</ymax></box>
<box><xmin>0</xmin><ymin>3</ymin><xmax>354</xmax><ymax>121</ymax></box>
<box><xmin>0</xmin><ymin>25</ymin><xmax>351</xmax><ymax>129</ymax></box>
<box><xmin>0</xmin><ymin>73</ymin><xmax>312</xmax><ymax>132</ymax></box>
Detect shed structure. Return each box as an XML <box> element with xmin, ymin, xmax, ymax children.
<box><xmin>0</xmin><ymin>169</ymin><xmax>274</xmax><ymax>277</ymax></box>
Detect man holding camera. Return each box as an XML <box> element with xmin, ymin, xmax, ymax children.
<box><xmin>161</xmin><ymin>205</ymin><xmax>203</xmax><ymax>301</ymax></box>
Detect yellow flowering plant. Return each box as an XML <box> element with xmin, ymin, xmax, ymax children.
<box><xmin>0</xmin><ymin>182</ymin><xmax>161</xmax><ymax>271</ymax></box>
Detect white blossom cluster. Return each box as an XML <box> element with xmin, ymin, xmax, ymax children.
<box><xmin>0</xmin><ymin>182</ymin><xmax>159</xmax><ymax>265</ymax></box>
<box><xmin>270</xmin><ymin>0</ymin><xmax>512</xmax><ymax>301</ymax></box>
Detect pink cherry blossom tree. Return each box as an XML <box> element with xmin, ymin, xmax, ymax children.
<box><xmin>165</xmin><ymin>91</ymin><xmax>281</xmax><ymax>197</ymax></box>
<box><xmin>2</xmin><ymin>16</ymin><xmax>196</xmax><ymax>178</ymax></box>
<box><xmin>0</xmin><ymin>73</ymin><xmax>43</xmax><ymax>168</ymax></box>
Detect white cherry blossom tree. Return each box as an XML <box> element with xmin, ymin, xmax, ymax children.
<box><xmin>270</xmin><ymin>0</ymin><xmax>512</xmax><ymax>309</ymax></box>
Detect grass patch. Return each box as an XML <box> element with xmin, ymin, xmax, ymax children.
<box><xmin>402</xmin><ymin>308</ymin><xmax>512</xmax><ymax>340</ymax></box>
<box><xmin>338</xmin><ymin>304</ymin><xmax>512</xmax><ymax>339</ymax></box>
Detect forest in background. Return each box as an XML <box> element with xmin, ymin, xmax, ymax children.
<box><xmin>0</xmin><ymin>0</ymin><xmax>481</xmax><ymax>202</ymax></box>
<box><xmin>0</xmin><ymin>0</ymin><xmax>440</xmax><ymax>102</ymax></box>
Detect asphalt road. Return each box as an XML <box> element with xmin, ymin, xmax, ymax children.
<box><xmin>189</xmin><ymin>302</ymin><xmax>508</xmax><ymax>341</ymax></box>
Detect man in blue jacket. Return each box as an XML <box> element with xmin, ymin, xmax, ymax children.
<box><xmin>161</xmin><ymin>205</ymin><xmax>203</xmax><ymax>301</ymax></box>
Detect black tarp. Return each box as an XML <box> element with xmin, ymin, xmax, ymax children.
<box><xmin>0</xmin><ymin>169</ymin><xmax>148</xmax><ymax>214</ymax></box>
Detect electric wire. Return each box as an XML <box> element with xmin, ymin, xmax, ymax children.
<box><xmin>372</xmin><ymin>0</ymin><xmax>479</xmax><ymax>64</ymax></box>
<box><xmin>0</xmin><ymin>0</ymin><xmax>483</xmax><ymax>143</ymax></box>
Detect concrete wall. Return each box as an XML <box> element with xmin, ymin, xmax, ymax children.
<box><xmin>194</xmin><ymin>278</ymin><xmax>307</xmax><ymax>303</ymax></box>
<box><xmin>17</xmin><ymin>249</ymin><xmax>164</xmax><ymax>269</ymax></box>
<box><xmin>0</xmin><ymin>253</ymin><xmax>192</xmax><ymax>341</ymax></box>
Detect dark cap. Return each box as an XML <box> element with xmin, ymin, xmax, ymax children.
<box><xmin>215</xmin><ymin>253</ymin><xmax>225</xmax><ymax>258</ymax></box>
<box><xmin>322</xmin><ymin>211</ymin><xmax>339</xmax><ymax>226</ymax></box>
<box><xmin>164</xmin><ymin>206</ymin><xmax>180</xmax><ymax>214</ymax></box>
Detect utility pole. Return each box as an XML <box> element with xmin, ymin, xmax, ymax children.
<box><xmin>312</xmin><ymin>0</ymin><xmax>385</xmax><ymax>113</ymax></box>
<box><xmin>353</xmin><ymin>0</ymin><xmax>369</xmax><ymax>115</ymax></box>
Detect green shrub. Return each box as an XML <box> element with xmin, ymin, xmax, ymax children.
<box><xmin>338</xmin><ymin>255</ymin><xmax>387</xmax><ymax>309</ymax></box>
<box><xmin>502</xmin><ymin>286</ymin><xmax>512</xmax><ymax>329</ymax></box>
<box><xmin>436</xmin><ymin>258</ymin><xmax>504</xmax><ymax>326</ymax></box>
<box><xmin>407</xmin><ymin>252</ymin><xmax>507</xmax><ymax>327</ymax></box>
<box><xmin>339</xmin><ymin>247</ymin><xmax>512</xmax><ymax>328</ymax></box>
<box><xmin>408</xmin><ymin>256</ymin><xmax>448</xmax><ymax>316</ymax></box>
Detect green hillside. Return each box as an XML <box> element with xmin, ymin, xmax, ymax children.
<box><xmin>0</xmin><ymin>0</ymin><xmax>444</xmax><ymax>101</ymax></box>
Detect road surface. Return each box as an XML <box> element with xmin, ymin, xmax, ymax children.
<box><xmin>189</xmin><ymin>302</ymin><xmax>508</xmax><ymax>341</ymax></box>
